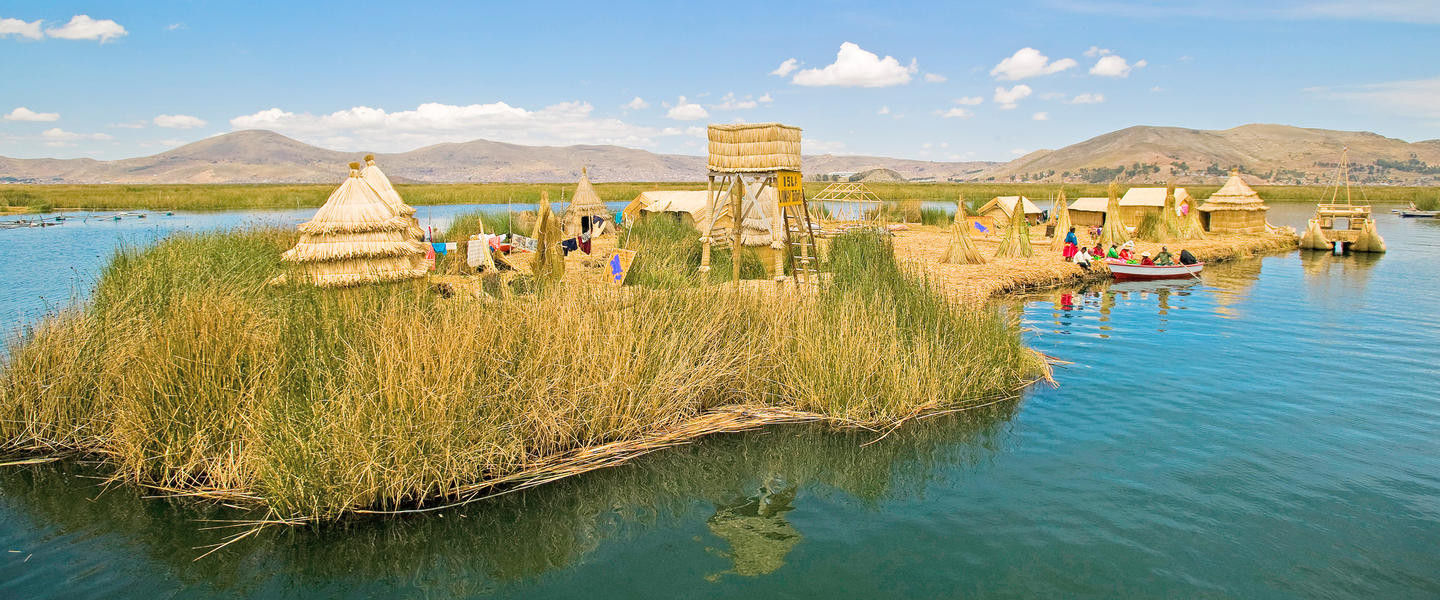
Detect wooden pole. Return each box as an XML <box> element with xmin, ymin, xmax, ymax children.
<box><xmin>731</xmin><ymin>176</ymin><xmax>744</xmax><ymax>282</ymax></box>
<box><xmin>699</xmin><ymin>174</ymin><xmax>714</xmax><ymax>273</ymax></box>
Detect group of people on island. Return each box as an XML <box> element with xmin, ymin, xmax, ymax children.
<box><xmin>1060</xmin><ymin>227</ymin><xmax>1196</xmax><ymax>271</ymax></box>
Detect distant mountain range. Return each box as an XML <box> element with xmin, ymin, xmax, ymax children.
<box><xmin>0</xmin><ymin>130</ymin><xmax>994</xmax><ymax>185</ymax></box>
<box><xmin>2</xmin><ymin>124</ymin><xmax>1438</xmax><ymax>186</ymax></box>
<box><xmin>989</xmin><ymin>124</ymin><xmax>1440</xmax><ymax>185</ymax></box>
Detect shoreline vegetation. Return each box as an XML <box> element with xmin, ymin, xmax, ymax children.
<box><xmin>1</xmin><ymin>182</ymin><xmax>1433</xmax><ymax>213</ymax></box>
<box><xmin>0</xmin><ymin>220</ymin><xmax>1049</xmax><ymax>522</ymax></box>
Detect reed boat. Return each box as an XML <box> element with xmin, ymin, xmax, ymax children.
<box><xmin>1397</xmin><ymin>209</ymin><xmax>1439</xmax><ymax>218</ymax></box>
<box><xmin>1105</xmin><ymin>259</ymin><xmax>1203</xmax><ymax>281</ymax></box>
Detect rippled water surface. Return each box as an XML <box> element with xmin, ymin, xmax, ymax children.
<box><xmin>1</xmin><ymin>203</ymin><xmax>1438</xmax><ymax>598</ymax></box>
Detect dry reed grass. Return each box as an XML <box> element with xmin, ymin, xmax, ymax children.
<box><xmin>0</xmin><ymin>224</ymin><xmax>1044</xmax><ymax>522</ymax></box>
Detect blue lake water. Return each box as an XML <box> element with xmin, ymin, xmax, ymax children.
<box><xmin>1</xmin><ymin>203</ymin><xmax>1438</xmax><ymax>598</ymax></box>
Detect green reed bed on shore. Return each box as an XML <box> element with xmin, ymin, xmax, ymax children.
<box><xmin>0</xmin><ymin>222</ymin><xmax>1043</xmax><ymax>520</ymax></box>
<box><xmin>3</xmin><ymin>182</ymin><xmax>1433</xmax><ymax>213</ymax></box>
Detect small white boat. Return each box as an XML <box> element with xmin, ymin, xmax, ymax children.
<box><xmin>1105</xmin><ymin>259</ymin><xmax>1203</xmax><ymax>281</ymax></box>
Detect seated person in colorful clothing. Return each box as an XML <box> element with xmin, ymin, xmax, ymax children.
<box><xmin>1153</xmin><ymin>247</ymin><xmax>1175</xmax><ymax>266</ymax></box>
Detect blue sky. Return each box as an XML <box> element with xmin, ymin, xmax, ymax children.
<box><xmin>1</xmin><ymin>0</ymin><xmax>1437</xmax><ymax>162</ymax></box>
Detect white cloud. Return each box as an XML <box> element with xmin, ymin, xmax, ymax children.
<box><xmin>229</xmin><ymin>101</ymin><xmax>678</xmax><ymax>151</ymax></box>
<box><xmin>1150</xmin><ymin>86</ymin><xmax>1165</xmax><ymax>92</ymax></box>
<box><xmin>1032</xmin><ymin>112</ymin><xmax>1049</xmax><ymax>121</ymax></box>
<box><xmin>994</xmin><ymin>84</ymin><xmax>1033</xmax><ymax>109</ymax></box>
<box><xmin>771</xmin><ymin>58</ymin><xmax>799</xmax><ymax>77</ymax></box>
<box><xmin>954</xmin><ymin>96</ymin><xmax>984</xmax><ymax>106</ymax></box>
<box><xmin>159</xmin><ymin>138</ymin><xmax>187</xmax><ymax>147</ymax></box>
<box><xmin>1068</xmin><ymin>93</ymin><xmax>1105</xmax><ymax>104</ymax></box>
<box><xmin>877</xmin><ymin>105</ymin><xmax>891</xmax><ymax>115</ymax></box>
<box><xmin>623</xmin><ymin>96</ymin><xmax>649</xmax><ymax>110</ymax></box>
<box><xmin>937</xmin><ymin>107</ymin><xmax>973</xmax><ymax>119</ymax></box>
<box><xmin>758</xmin><ymin>93</ymin><xmax>774</xmax><ymax>103</ymax></box>
<box><xmin>807</xmin><ymin>139</ymin><xmax>847</xmax><ymax>153</ymax></box>
<box><xmin>0</xmin><ymin>17</ymin><xmax>43</xmax><ymax>39</ymax></box>
<box><xmin>1010</xmin><ymin>148</ymin><xmax>1029</xmax><ymax>156</ymax></box>
<box><xmin>166</xmin><ymin>23</ymin><xmax>186</xmax><ymax>31</ymax></box>
<box><xmin>4</xmin><ymin>107</ymin><xmax>60</xmax><ymax>122</ymax></box>
<box><xmin>924</xmin><ymin>73</ymin><xmax>947</xmax><ymax>83</ymax></box>
<box><xmin>41</xmin><ymin>128</ymin><xmax>111</xmax><ymax>141</ymax></box>
<box><xmin>666</xmin><ymin>96</ymin><xmax>709</xmax><ymax>120</ymax></box>
<box><xmin>791</xmin><ymin>42</ymin><xmax>917</xmax><ymax>88</ymax></box>
<box><xmin>710</xmin><ymin>92</ymin><xmax>758</xmax><ymax>110</ymax></box>
<box><xmin>45</xmin><ymin>15</ymin><xmax>127</xmax><ymax>42</ymax></box>
<box><xmin>1084</xmin><ymin>46</ymin><xmax>1112</xmax><ymax>58</ymax></box>
<box><xmin>110</xmin><ymin>121</ymin><xmax>147</xmax><ymax>129</ymax></box>
<box><xmin>1090</xmin><ymin>55</ymin><xmax>1147</xmax><ymax>77</ymax></box>
<box><xmin>1314</xmin><ymin>76</ymin><xmax>1440</xmax><ymax>119</ymax></box>
<box><xmin>990</xmin><ymin>48</ymin><xmax>1077</xmax><ymax>80</ymax></box>
<box><xmin>153</xmin><ymin>114</ymin><xmax>207</xmax><ymax>129</ymax></box>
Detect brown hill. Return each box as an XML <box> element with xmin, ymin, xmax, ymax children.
<box><xmin>0</xmin><ymin>130</ymin><xmax>995</xmax><ymax>184</ymax></box>
<box><xmin>984</xmin><ymin>124</ymin><xmax>1440</xmax><ymax>185</ymax></box>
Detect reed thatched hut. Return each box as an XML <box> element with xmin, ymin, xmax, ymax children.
<box><xmin>706</xmin><ymin>123</ymin><xmax>802</xmax><ymax>173</ymax></box>
<box><xmin>360</xmin><ymin>154</ymin><xmax>418</xmax><ymax>223</ymax></box>
<box><xmin>563</xmin><ymin>167</ymin><xmax>612</xmax><ymax>235</ymax></box>
<box><xmin>977</xmin><ymin>196</ymin><xmax>1042</xmax><ymax>226</ymax></box>
<box><xmin>1199</xmin><ymin>171</ymin><xmax>1269</xmax><ymax>234</ymax></box>
<box><xmin>1120</xmin><ymin>187</ymin><xmax>1191</xmax><ymax>225</ymax></box>
<box><xmin>623</xmin><ymin>190</ymin><xmax>723</xmax><ymax>231</ymax></box>
<box><xmin>281</xmin><ymin>162</ymin><xmax>428</xmax><ymax>286</ymax></box>
<box><xmin>1067</xmin><ymin>197</ymin><xmax>1108</xmax><ymax>229</ymax></box>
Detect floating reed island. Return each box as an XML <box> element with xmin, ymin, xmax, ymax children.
<box><xmin>0</xmin><ymin>130</ymin><xmax>1303</xmax><ymax>525</ymax></box>
<box><xmin>0</xmin><ymin>156</ymin><xmax>1048</xmax><ymax>522</ymax></box>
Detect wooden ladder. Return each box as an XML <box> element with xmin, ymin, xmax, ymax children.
<box><xmin>781</xmin><ymin>198</ymin><xmax>821</xmax><ymax>287</ymax></box>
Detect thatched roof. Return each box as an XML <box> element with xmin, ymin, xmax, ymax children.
<box><xmin>566</xmin><ymin>167</ymin><xmax>609</xmax><ymax>216</ymax></box>
<box><xmin>360</xmin><ymin>154</ymin><xmax>418</xmax><ymax>218</ymax></box>
<box><xmin>1200</xmin><ymin>172</ymin><xmax>1268</xmax><ymax>211</ymax></box>
<box><xmin>977</xmin><ymin>196</ymin><xmax>1042</xmax><ymax>217</ymax></box>
<box><xmin>1068</xmin><ymin>197</ymin><xmax>1109</xmax><ymax>212</ymax></box>
<box><xmin>1121</xmin><ymin>187</ymin><xmax>1191</xmax><ymax>207</ymax></box>
<box><xmin>282</xmin><ymin>163</ymin><xmax>427</xmax><ymax>286</ymax></box>
<box><xmin>707</xmin><ymin>123</ymin><xmax>802</xmax><ymax>173</ymax></box>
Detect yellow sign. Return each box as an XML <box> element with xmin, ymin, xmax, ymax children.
<box><xmin>776</xmin><ymin>170</ymin><xmax>804</xmax><ymax>208</ymax></box>
<box><xmin>607</xmin><ymin>249</ymin><xmax>638</xmax><ymax>286</ymax></box>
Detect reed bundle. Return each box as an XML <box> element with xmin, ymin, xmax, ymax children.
<box><xmin>1049</xmin><ymin>189</ymin><xmax>1074</xmax><ymax>251</ymax></box>
<box><xmin>1096</xmin><ymin>181</ymin><xmax>1130</xmax><ymax>248</ymax></box>
<box><xmin>940</xmin><ymin>197</ymin><xmax>986</xmax><ymax>265</ymax></box>
<box><xmin>1178</xmin><ymin>197</ymin><xmax>1207</xmax><ymax>240</ymax></box>
<box><xmin>994</xmin><ymin>197</ymin><xmax>1034</xmax><ymax>258</ymax></box>
<box><xmin>531</xmin><ymin>191</ymin><xmax>565</xmax><ymax>284</ymax></box>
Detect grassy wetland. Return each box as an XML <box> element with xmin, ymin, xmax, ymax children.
<box><xmin>2</xmin><ymin>181</ymin><xmax>1433</xmax><ymax>213</ymax></box>
<box><xmin>0</xmin><ymin>217</ymin><xmax>1045</xmax><ymax>521</ymax></box>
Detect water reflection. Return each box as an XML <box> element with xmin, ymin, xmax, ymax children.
<box><xmin>0</xmin><ymin>402</ymin><xmax>1019</xmax><ymax>596</ymax></box>
<box><xmin>704</xmin><ymin>478</ymin><xmax>800</xmax><ymax>580</ymax></box>
<box><xmin>1031</xmin><ymin>278</ymin><xmax>1203</xmax><ymax>338</ymax></box>
<box><xmin>1300</xmin><ymin>250</ymin><xmax>1382</xmax><ymax>311</ymax></box>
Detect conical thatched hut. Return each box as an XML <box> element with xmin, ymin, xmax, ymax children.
<box><xmin>1096</xmin><ymin>182</ymin><xmax>1130</xmax><ymax>248</ymax></box>
<box><xmin>360</xmin><ymin>154</ymin><xmax>418</xmax><ymax>221</ymax></box>
<box><xmin>942</xmin><ymin>197</ymin><xmax>986</xmax><ymax>264</ymax></box>
<box><xmin>563</xmin><ymin>167</ymin><xmax>612</xmax><ymax>235</ymax></box>
<box><xmin>1199</xmin><ymin>171</ymin><xmax>1269</xmax><ymax>234</ymax></box>
<box><xmin>1049</xmin><ymin>190</ymin><xmax>1074</xmax><ymax>251</ymax></box>
<box><xmin>995</xmin><ymin>197</ymin><xmax>1034</xmax><ymax>258</ymax></box>
<box><xmin>281</xmin><ymin>162</ymin><xmax>429</xmax><ymax>286</ymax></box>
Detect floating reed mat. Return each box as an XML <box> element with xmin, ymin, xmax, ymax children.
<box><xmin>0</xmin><ymin>228</ymin><xmax>1048</xmax><ymax>524</ymax></box>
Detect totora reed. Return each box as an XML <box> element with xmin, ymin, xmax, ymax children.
<box><xmin>0</xmin><ymin>224</ymin><xmax>1047</xmax><ymax>522</ymax></box>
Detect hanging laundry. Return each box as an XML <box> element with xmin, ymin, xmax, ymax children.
<box><xmin>432</xmin><ymin>242</ymin><xmax>447</xmax><ymax>256</ymax></box>
<box><xmin>559</xmin><ymin>238</ymin><xmax>579</xmax><ymax>255</ymax></box>
<box><xmin>444</xmin><ymin>242</ymin><xmax>457</xmax><ymax>253</ymax></box>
